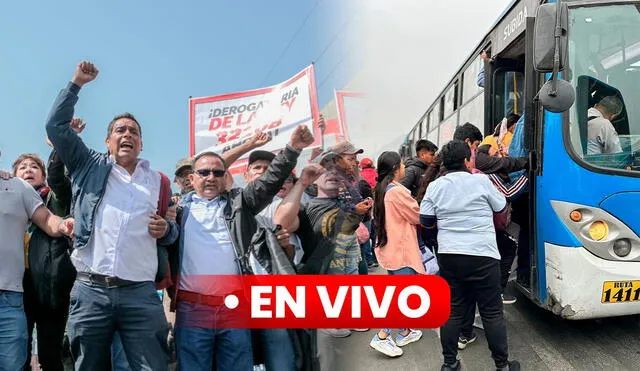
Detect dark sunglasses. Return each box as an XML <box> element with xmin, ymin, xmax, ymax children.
<box><xmin>195</xmin><ymin>169</ymin><xmax>225</xmax><ymax>178</ymax></box>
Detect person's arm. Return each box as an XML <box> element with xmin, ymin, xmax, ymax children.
<box><xmin>242</xmin><ymin>126</ymin><xmax>313</xmax><ymax>215</ymax></box>
<box><xmin>45</xmin><ymin>62</ymin><xmax>99</xmax><ymax>176</ymax></box>
<box><xmin>31</xmin><ymin>205</ymin><xmax>71</xmax><ymax>238</ymax></box>
<box><xmin>221</xmin><ymin>131</ymin><xmax>272</xmax><ymax>166</ymax></box>
<box><xmin>274</xmin><ymin>164</ymin><xmax>325</xmax><ymax>233</ymax></box>
<box><xmin>475</xmin><ymin>151</ymin><xmax>528</xmax><ymax>174</ymax></box>
<box><xmin>46</xmin><ymin>149</ymin><xmax>72</xmax><ymax>212</ymax></box>
<box><xmin>603</xmin><ymin>123</ymin><xmax>623</xmax><ymax>154</ymax></box>
<box><xmin>419</xmin><ymin>191</ymin><xmax>438</xmax><ymax>243</ymax></box>
<box><xmin>386</xmin><ymin>187</ymin><xmax>420</xmax><ymax>225</ymax></box>
<box><xmin>483</xmin><ymin>175</ymin><xmax>508</xmax><ymax>213</ymax></box>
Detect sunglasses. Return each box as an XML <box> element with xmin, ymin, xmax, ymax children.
<box><xmin>195</xmin><ymin>169</ymin><xmax>225</xmax><ymax>178</ymax></box>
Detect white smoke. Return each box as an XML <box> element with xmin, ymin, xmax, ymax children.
<box><xmin>345</xmin><ymin>0</ymin><xmax>514</xmax><ymax>158</ymax></box>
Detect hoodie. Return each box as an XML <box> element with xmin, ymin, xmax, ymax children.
<box><xmin>400</xmin><ymin>157</ymin><xmax>429</xmax><ymax>199</ymax></box>
<box><xmin>360</xmin><ymin>167</ymin><xmax>378</xmax><ymax>189</ymax></box>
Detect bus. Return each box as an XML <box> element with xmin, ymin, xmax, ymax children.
<box><xmin>401</xmin><ymin>0</ymin><xmax>640</xmax><ymax>319</ymax></box>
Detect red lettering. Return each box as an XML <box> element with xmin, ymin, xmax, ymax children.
<box><xmin>209</xmin><ymin>118</ymin><xmax>223</xmax><ymax>131</ymax></box>
<box><xmin>223</xmin><ymin>116</ymin><xmax>233</xmax><ymax>129</ymax></box>
<box><xmin>281</xmin><ymin>97</ymin><xmax>296</xmax><ymax>111</ymax></box>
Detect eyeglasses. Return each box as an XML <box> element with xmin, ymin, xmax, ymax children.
<box><xmin>195</xmin><ymin>169</ymin><xmax>225</xmax><ymax>178</ymax></box>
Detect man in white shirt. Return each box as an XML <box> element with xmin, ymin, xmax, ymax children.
<box><xmin>587</xmin><ymin>96</ymin><xmax>624</xmax><ymax>155</ymax></box>
<box><xmin>0</xmin><ymin>155</ymin><xmax>72</xmax><ymax>371</ymax></box>
<box><xmin>45</xmin><ymin>62</ymin><xmax>178</xmax><ymax>371</ymax></box>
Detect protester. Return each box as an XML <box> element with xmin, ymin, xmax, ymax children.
<box><xmin>274</xmin><ymin>151</ymin><xmax>373</xmax><ymax>338</ymax></box>
<box><xmin>169</xmin><ymin>125</ymin><xmax>313</xmax><ymax>371</ymax></box>
<box><xmin>173</xmin><ymin>157</ymin><xmax>194</xmax><ymax>198</ymax></box>
<box><xmin>45</xmin><ymin>61</ymin><xmax>178</xmax><ymax>371</ymax></box>
<box><xmin>420</xmin><ymin>140</ymin><xmax>520</xmax><ymax>371</ymax></box>
<box><xmin>13</xmin><ymin>149</ymin><xmax>76</xmax><ymax>371</ymax></box>
<box><xmin>359</xmin><ymin>157</ymin><xmax>378</xmax><ymax>267</ymax></box>
<box><xmin>400</xmin><ymin>139</ymin><xmax>438</xmax><ymax>199</ymax></box>
<box><xmin>369</xmin><ymin>151</ymin><xmax>423</xmax><ymax>357</ymax></box>
<box><xmin>359</xmin><ymin>157</ymin><xmax>377</xmax><ymax>189</ymax></box>
<box><xmin>0</xmin><ymin>150</ymin><xmax>73</xmax><ymax>371</ymax></box>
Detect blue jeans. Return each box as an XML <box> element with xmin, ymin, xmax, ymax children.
<box><xmin>112</xmin><ymin>332</ymin><xmax>130</xmax><ymax>371</ymax></box>
<box><xmin>260</xmin><ymin>329</ymin><xmax>295</xmax><ymax>371</ymax></box>
<box><xmin>0</xmin><ymin>290</ymin><xmax>28</xmax><ymax>370</ymax></box>
<box><xmin>380</xmin><ymin>267</ymin><xmax>418</xmax><ymax>335</ymax></box>
<box><xmin>66</xmin><ymin>281</ymin><xmax>169</xmax><ymax>371</ymax></box>
<box><xmin>364</xmin><ymin>220</ymin><xmax>376</xmax><ymax>263</ymax></box>
<box><xmin>175</xmin><ymin>301</ymin><xmax>253</xmax><ymax>371</ymax></box>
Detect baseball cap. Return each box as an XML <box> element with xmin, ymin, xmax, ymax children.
<box><xmin>329</xmin><ymin>141</ymin><xmax>364</xmax><ymax>155</ymax></box>
<box><xmin>248</xmin><ymin>150</ymin><xmax>276</xmax><ymax>166</ymax></box>
<box><xmin>360</xmin><ymin>157</ymin><xmax>374</xmax><ymax>168</ymax></box>
<box><xmin>174</xmin><ymin>157</ymin><xmax>193</xmax><ymax>176</ymax></box>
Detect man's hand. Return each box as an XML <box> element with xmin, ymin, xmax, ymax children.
<box><xmin>299</xmin><ymin>164</ymin><xmax>325</xmax><ymax>187</ymax></box>
<box><xmin>70</xmin><ymin>117</ymin><xmax>87</xmax><ymax>134</ymax></box>
<box><xmin>165</xmin><ymin>205</ymin><xmax>178</xmax><ymax>223</ymax></box>
<box><xmin>58</xmin><ymin>218</ymin><xmax>74</xmax><ymax>237</ymax></box>
<box><xmin>249</xmin><ymin>131</ymin><xmax>272</xmax><ymax>149</ymax></box>
<box><xmin>0</xmin><ymin>170</ymin><xmax>12</xmax><ymax>180</ymax></box>
<box><xmin>288</xmin><ymin>125</ymin><xmax>315</xmax><ymax>151</ymax></box>
<box><xmin>355</xmin><ymin>197</ymin><xmax>373</xmax><ymax>215</ymax></box>
<box><xmin>316</xmin><ymin>113</ymin><xmax>326</xmax><ymax>134</ymax></box>
<box><xmin>72</xmin><ymin>61</ymin><xmax>99</xmax><ymax>87</ymax></box>
<box><xmin>148</xmin><ymin>214</ymin><xmax>169</xmax><ymax>239</ymax></box>
<box><xmin>275</xmin><ymin>228</ymin><xmax>295</xmax><ymax>260</ymax></box>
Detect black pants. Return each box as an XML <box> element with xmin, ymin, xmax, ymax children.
<box><xmin>511</xmin><ymin>195</ymin><xmax>530</xmax><ymax>278</ymax></box>
<box><xmin>439</xmin><ymin>254</ymin><xmax>509</xmax><ymax>368</ymax></box>
<box><xmin>23</xmin><ymin>274</ymin><xmax>68</xmax><ymax>371</ymax></box>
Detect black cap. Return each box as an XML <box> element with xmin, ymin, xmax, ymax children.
<box><xmin>248</xmin><ymin>150</ymin><xmax>276</xmax><ymax>166</ymax></box>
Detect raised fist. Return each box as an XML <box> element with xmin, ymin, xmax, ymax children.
<box><xmin>249</xmin><ymin>131</ymin><xmax>272</xmax><ymax>149</ymax></box>
<box><xmin>72</xmin><ymin>61</ymin><xmax>99</xmax><ymax>87</ymax></box>
<box><xmin>289</xmin><ymin>125</ymin><xmax>315</xmax><ymax>151</ymax></box>
<box><xmin>299</xmin><ymin>164</ymin><xmax>326</xmax><ymax>187</ymax></box>
<box><xmin>70</xmin><ymin>117</ymin><xmax>87</xmax><ymax>134</ymax></box>
<box><xmin>316</xmin><ymin>113</ymin><xmax>326</xmax><ymax>134</ymax></box>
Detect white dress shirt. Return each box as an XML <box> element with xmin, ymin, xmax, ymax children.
<box><xmin>71</xmin><ymin>158</ymin><xmax>161</xmax><ymax>282</ymax></box>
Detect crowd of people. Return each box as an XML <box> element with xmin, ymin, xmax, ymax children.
<box><xmin>0</xmin><ymin>60</ymin><xmax>533</xmax><ymax>371</ymax></box>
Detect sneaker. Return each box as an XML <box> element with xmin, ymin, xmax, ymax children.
<box><xmin>367</xmin><ymin>261</ymin><xmax>379</xmax><ymax>268</ymax></box>
<box><xmin>369</xmin><ymin>334</ymin><xmax>403</xmax><ymax>357</ymax></box>
<box><xmin>441</xmin><ymin>361</ymin><xmax>461</xmax><ymax>371</ymax></box>
<box><xmin>351</xmin><ymin>328</ymin><xmax>369</xmax><ymax>332</ymax></box>
<box><xmin>321</xmin><ymin>329</ymin><xmax>351</xmax><ymax>338</ymax></box>
<box><xmin>502</xmin><ymin>294</ymin><xmax>517</xmax><ymax>305</ymax></box>
<box><xmin>497</xmin><ymin>360</ymin><xmax>521</xmax><ymax>371</ymax></box>
<box><xmin>395</xmin><ymin>329</ymin><xmax>423</xmax><ymax>347</ymax></box>
<box><xmin>457</xmin><ymin>333</ymin><xmax>477</xmax><ymax>350</ymax></box>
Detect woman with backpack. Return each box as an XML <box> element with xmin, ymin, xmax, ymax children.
<box><xmin>368</xmin><ymin>151</ymin><xmax>423</xmax><ymax>358</ymax></box>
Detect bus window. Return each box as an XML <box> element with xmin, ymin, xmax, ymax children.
<box><xmin>493</xmin><ymin>70</ymin><xmax>524</xmax><ymax>124</ymax></box>
<box><xmin>568</xmin><ymin>4</ymin><xmax>640</xmax><ymax>172</ymax></box>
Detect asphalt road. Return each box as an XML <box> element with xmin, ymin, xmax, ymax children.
<box><xmin>319</xmin><ymin>284</ymin><xmax>640</xmax><ymax>371</ymax></box>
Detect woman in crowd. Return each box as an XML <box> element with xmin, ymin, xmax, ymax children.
<box><xmin>13</xmin><ymin>150</ymin><xmax>75</xmax><ymax>371</ymax></box>
<box><xmin>369</xmin><ymin>151</ymin><xmax>423</xmax><ymax>358</ymax></box>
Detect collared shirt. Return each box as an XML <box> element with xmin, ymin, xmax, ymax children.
<box><xmin>0</xmin><ymin>178</ymin><xmax>43</xmax><ymax>292</ymax></box>
<box><xmin>587</xmin><ymin>107</ymin><xmax>623</xmax><ymax>155</ymax></box>
<box><xmin>179</xmin><ymin>195</ymin><xmax>239</xmax><ymax>295</ymax></box>
<box><xmin>71</xmin><ymin>158</ymin><xmax>161</xmax><ymax>282</ymax></box>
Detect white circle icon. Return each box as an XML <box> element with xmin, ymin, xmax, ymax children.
<box><xmin>224</xmin><ymin>294</ymin><xmax>239</xmax><ymax>309</ymax></box>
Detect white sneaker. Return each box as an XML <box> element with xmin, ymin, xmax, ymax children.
<box><xmin>321</xmin><ymin>328</ymin><xmax>351</xmax><ymax>338</ymax></box>
<box><xmin>369</xmin><ymin>334</ymin><xmax>403</xmax><ymax>357</ymax></box>
<box><xmin>395</xmin><ymin>329</ymin><xmax>423</xmax><ymax>347</ymax></box>
<box><xmin>351</xmin><ymin>328</ymin><xmax>370</xmax><ymax>332</ymax></box>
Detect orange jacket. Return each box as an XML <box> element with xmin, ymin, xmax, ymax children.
<box><xmin>374</xmin><ymin>182</ymin><xmax>425</xmax><ymax>274</ymax></box>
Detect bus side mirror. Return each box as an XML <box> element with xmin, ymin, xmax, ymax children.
<box><xmin>534</xmin><ymin>1</ymin><xmax>575</xmax><ymax>113</ymax></box>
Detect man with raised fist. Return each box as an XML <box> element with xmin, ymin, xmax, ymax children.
<box><xmin>45</xmin><ymin>62</ymin><xmax>179</xmax><ymax>371</ymax></box>
<box><xmin>169</xmin><ymin>125</ymin><xmax>312</xmax><ymax>371</ymax></box>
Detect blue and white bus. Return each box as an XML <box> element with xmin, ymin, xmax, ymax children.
<box><xmin>401</xmin><ymin>0</ymin><xmax>640</xmax><ymax>319</ymax></box>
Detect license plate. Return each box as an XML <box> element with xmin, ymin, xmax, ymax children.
<box><xmin>601</xmin><ymin>280</ymin><xmax>640</xmax><ymax>303</ymax></box>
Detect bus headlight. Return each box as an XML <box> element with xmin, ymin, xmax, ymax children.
<box><xmin>588</xmin><ymin>221</ymin><xmax>609</xmax><ymax>241</ymax></box>
<box><xmin>613</xmin><ymin>239</ymin><xmax>632</xmax><ymax>257</ymax></box>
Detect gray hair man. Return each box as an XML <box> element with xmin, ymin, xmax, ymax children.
<box><xmin>588</xmin><ymin>96</ymin><xmax>624</xmax><ymax>155</ymax></box>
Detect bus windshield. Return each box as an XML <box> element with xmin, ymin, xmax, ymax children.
<box><xmin>567</xmin><ymin>3</ymin><xmax>640</xmax><ymax>173</ymax></box>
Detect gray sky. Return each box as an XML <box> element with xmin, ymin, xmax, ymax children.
<box><xmin>344</xmin><ymin>0</ymin><xmax>514</xmax><ymax>157</ymax></box>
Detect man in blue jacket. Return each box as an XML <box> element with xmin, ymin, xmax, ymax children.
<box><xmin>45</xmin><ymin>61</ymin><xmax>178</xmax><ymax>371</ymax></box>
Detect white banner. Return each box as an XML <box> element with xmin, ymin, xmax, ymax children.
<box><xmin>335</xmin><ymin>91</ymin><xmax>366</xmax><ymax>141</ymax></box>
<box><xmin>189</xmin><ymin>66</ymin><xmax>321</xmax><ymax>168</ymax></box>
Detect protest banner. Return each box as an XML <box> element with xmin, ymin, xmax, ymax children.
<box><xmin>189</xmin><ymin>65</ymin><xmax>321</xmax><ymax>174</ymax></box>
<box><xmin>335</xmin><ymin>91</ymin><xmax>366</xmax><ymax>141</ymax></box>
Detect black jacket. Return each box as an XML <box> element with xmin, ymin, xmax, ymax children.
<box><xmin>400</xmin><ymin>157</ymin><xmax>429</xmax><ymax>198</ymax></box>
<box><xmin>475</xmin><ymin>152</ymin><xmax>528</xmax><ymax>175</ymax></box>
<box><xmin>26</xmin><ymin>150</ymin><xmax>75</xmax><ymax>312</ymax></box>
